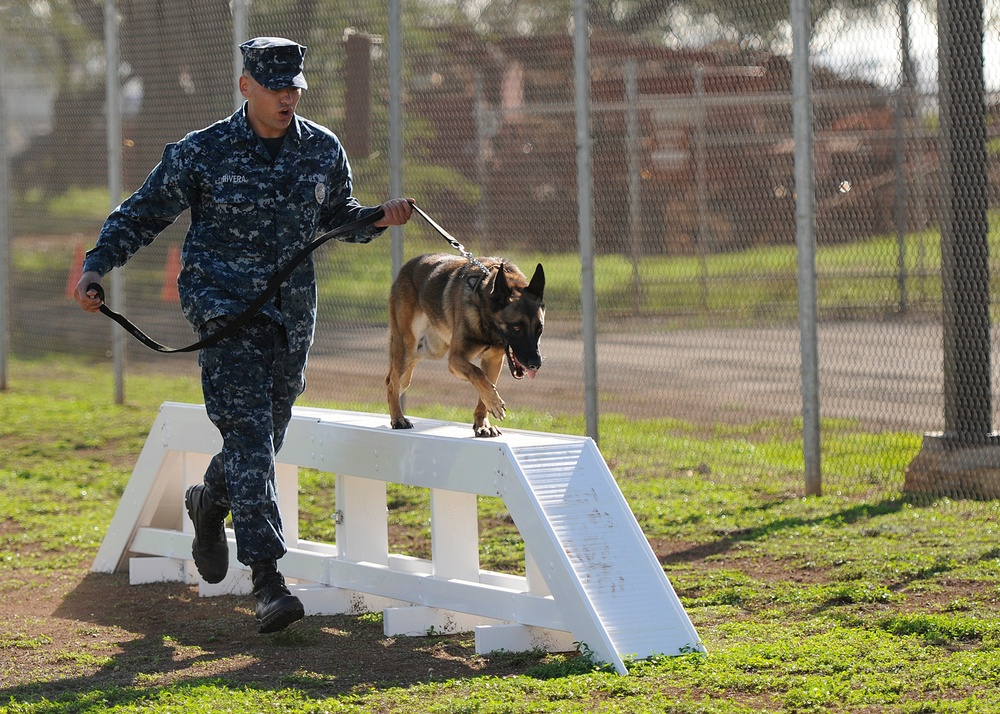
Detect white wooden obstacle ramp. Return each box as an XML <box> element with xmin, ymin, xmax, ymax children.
<box><xmin>93</xmin><ymin>402</ymin><xmax>703</xmax><ymax>674</ymax></box>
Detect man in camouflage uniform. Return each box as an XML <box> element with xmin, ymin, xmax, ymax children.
<box><xmin>74</xmin><ymin>37</ymin><xmax>413</xmax><ymax>633</ymax></box>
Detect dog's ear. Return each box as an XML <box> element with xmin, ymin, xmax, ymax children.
<box><xmin>525</xmin><ymin>263</ymin><xmax>545</xmax><ymax>300</ymax></box>
<box><xmin>490</xmin><ymin>263</ymin><xmax>513</xmax><ymax>307</ymax></box>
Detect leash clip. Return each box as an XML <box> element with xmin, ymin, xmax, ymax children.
<box><xmin>410</xmin><ymin>204</ymin><xmax>490</xmax><ymax>276</ymax></box>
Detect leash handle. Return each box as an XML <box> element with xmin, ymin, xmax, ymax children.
<box><xmin>88</xmin><ymin>281</ymin><xmax>227</xmax><ymax>354</ymax></box>
<box><xmin>89</xmin><ymin>207</ymin><xmax>385</xmax><ymax>354</ymax></box>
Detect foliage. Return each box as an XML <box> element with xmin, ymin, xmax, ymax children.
<box><xmin>439</xmin><ymin>0</ymin><xmax>903</xmax><ymax>51</ymax></box>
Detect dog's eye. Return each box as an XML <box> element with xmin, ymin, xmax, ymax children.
<box><xmin>511</xmin><ymin>325</ymin><xmax>523</xmax><ymax>333</ymax></box>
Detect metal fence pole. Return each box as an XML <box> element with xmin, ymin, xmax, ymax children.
<box><xmin>893</xmin><ymin>86</ymin><xmax>908</xmax><ymax>313</ymax></box>
<box><xmin>938</xmin><ymin>0</ymin><xmax>992</xmax><ymax>445</ymax></box>
<box><xmin>625</xmin><ymin>60</ymin><xmax>642</xmax><ymax>316</ymax></box>
<box><xmin>693</xmin><ymin>65</ymin><xmax>709</xmax><ymax>311</ymax></box>
<box><xmin>473</xmin><ymin>72</ymin><xmax>489</xmax><ymax>249</ymax></box>
<box><xmin>0</xmin><ymin>11</ymin><xmax>9</xmax><ymax>391</ymax></box>
<box><xmin>105</xmin><ymin>0</ymin><xmax>125</xmax><ymax>404</ymax></box>
<box><xmin>389</xmin><ymin>0</ymin><xmax>404</xmax><ymax>280</ymax></box>
<box><xmin>389</xmin><ymin>0</ymin><xmax>405</xmax><ymax>412</ymax></box>
<box><xmin>232</xmin><ymin>0</ymin><xmax>247</xmax><ymax>111</ymax></box>
<box><xmin>791</xmin><ymin>0</ymin><xmax>822</xmax><ymax>495</ymax></box>
<box><xmin>574</xmin><ymin>0</ymin><xmax>598</xmax><ymax>443</ymax></box>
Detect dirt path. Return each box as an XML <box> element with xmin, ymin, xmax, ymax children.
<box><xmin>303</xmin><ymin>320</ymin><xmax>954</xmax><ymax>432</ymax></box>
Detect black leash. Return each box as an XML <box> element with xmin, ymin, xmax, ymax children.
<box><xmin>89</xmin><ymin>207</ymin><xmax>385</xmax><ymax>353</ymax></box>
<box><xmin>91</xmin><ymin>203</ymin><xmax>483</xmax><ymax>354</ymax></box>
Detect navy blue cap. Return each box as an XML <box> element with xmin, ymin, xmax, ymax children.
<box><xmin>240</xmin><ymin>37</ymin><xmax>308</xmax><ymax>90</ymax></box>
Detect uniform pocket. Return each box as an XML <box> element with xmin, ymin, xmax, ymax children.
<box><xmin>208</xmin><ymin>186</ymin><xmax>259</xmax><ymax>243</ymax></box>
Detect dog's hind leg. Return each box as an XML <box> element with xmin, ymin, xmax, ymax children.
<box><xmin>387</xmin><ymin>350</ymin><xmax>418</xmax><ymax>429</ymax></box>
<box><xmin>387</xmin><ymin>310</ymin><xmax>421</xmax><ymax>430</ymax></box>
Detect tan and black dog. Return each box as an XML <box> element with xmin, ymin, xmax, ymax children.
<box><xmin>386</xmin><ymin>253</ymin><xmax>545</xmax><ymax>437</ymax></box>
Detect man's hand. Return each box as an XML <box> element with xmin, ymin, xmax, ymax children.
<box><xmin>374</xmin><ymin>198</ymin><xmax>415</xmax><ymax>228</ymax></box>
<box><xmin>74</xmin><ymin>271</ymin><xmax>105</xmax><ymax>313</ymax></box>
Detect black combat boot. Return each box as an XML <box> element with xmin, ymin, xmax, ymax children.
<box><xmin>184</xmin><ymin>484</ymin><xmax>230</xmax><ymax>584</ymax></box>
<box><xmin>251</xmin><ymin>560</ymin><xmax>304</xmax><ymax>634</ymax></box>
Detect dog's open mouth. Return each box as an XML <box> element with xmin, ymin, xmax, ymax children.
<box><xmin>506</xmin><ymin>346</ymin><xmax>538</xmax><ymax>380</ymax></box>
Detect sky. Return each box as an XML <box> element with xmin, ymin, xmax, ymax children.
<box><xmin>810</xmin><ymin>1</ymin><xmax>1000</xmax><ymax>93</ymax></box>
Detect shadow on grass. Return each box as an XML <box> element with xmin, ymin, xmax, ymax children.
<box><xmin>657</xmin><ymin>497</ymin><xmax>910</xmax><ymax>565</ymax></box>
<box><xmin>0</xmin><ymin>571</ymin><xmax>574</xmax><ymax>708</ymax></box>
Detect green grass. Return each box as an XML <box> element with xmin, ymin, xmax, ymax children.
<box><xmin>15</xmin><ymin>187</ymin><xmax>119</xmax><ymax>236</ymax></box>
<box><xmin>3</xmin><ymin>358</ymin><xmax>1000</xmax><ymax>712</ymax></box>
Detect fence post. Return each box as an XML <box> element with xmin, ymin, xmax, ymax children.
<box><xmin>105</xmin><ymin>0</ymin><xmax>125</xmax><ymax>404</ymax></box>
<box><xmin>232</xmin><ymin>0</ymin><xmax>247</xmax><ymax>111</ymax></box>
<box><xmin>938</xmin><ymin>0</ymin><xmax>991</xmax><ymax>445</ymax></box>
<box><xmin>893</xmin><ymin>86</ymin><xmax>908</xmax><ymax>314</ymax></box>
<box><xmin>388</xmin><ymin>0</ymin><xmax>405</xmax><ymax>412</ymax></box>
<box><xmin>790</xmin><ymin>0</ymin><xmax>822</xmax><ymax>495</ymax></box>
<box><xmin>574</xmin><ymin>0</ymin><xmax>599</xmax><ymax>443</ymax></box>
<box><xmin>0</xmin><ymin>9</ymin><xmax>9</xmax><ymax>391</ymax></box>
<box><xmin>389</xmin><ymin>0</ymin><xmax>404</xmax><ymax>279</ymax></box>
<box><xmin>904</xmin><ymin>0</ymin><xmax>1000</xmax><ymax>499</ymax></box>
<box><xmin>625</xmin><ymin>60</ymin><xmax>642</xmax><ymax>316</ymax></box>
<box><xmin>693</xmin><ymin>65</ymin><xmax>709</xmax><ymax>311</ymax></box>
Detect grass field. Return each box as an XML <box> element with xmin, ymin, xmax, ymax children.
<box><xmin>14</xmin><ymin>206</ymin><xmax>979</xmax><ymax>327</ymax></box>
<box><xmin>2</xmin><ymin>358</ymin><xmax>1000</xmax><ymax>713</ymax></box>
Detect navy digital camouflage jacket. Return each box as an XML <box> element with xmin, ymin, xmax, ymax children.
<box><xmin>83</xmin><ymin>103</ymin><xmax>385</xmax><ymax>353</ymax></box>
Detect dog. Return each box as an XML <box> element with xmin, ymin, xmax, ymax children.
<box><xmin>386</xmin><ymin>253</ymin><xmax>545</xmax><ymax>437</ymax></box>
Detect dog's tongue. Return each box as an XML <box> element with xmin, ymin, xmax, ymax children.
<box><xmin>508</xmin><ymin>349</ymin><xmax>539</xmax><ymax>380</ymax></box>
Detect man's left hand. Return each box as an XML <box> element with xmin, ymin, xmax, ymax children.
<box><xmin>375</xmin><ymin>198</ymin><xmax>415</xmax><ymax>227</ymax></box>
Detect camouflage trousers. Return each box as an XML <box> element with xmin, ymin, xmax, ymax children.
<box><xmin>197</xmin><ymin>315</ymin><xmax>308</xmax><ymax>566</ymax></box>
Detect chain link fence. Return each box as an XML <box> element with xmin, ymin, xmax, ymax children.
<box><xmin>2</xmin><ymin>0</ymin><xmax>1000</xmax><ymax>499</ymax></box>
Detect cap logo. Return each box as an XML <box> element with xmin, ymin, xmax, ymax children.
<box><xmin>315</xmin><ymin>182</ymin><xmax>327</xmax><ymax>204</ymax></box>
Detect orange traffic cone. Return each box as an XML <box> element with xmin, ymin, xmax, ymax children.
<box><xmin>66</xmin><ymin>242</ymin><xmax>85</xmax><ymax>300</ymax></box>
<box><xmin>161</xmin><ymin>245</ymin><xmax>182</xmax><ymax>303</ymax></box>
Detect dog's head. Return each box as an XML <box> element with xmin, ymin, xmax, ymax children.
<box><xmin>490</xmin><ymin>262</ymin><xmax>545</xmax><ymax>380</ymax></box>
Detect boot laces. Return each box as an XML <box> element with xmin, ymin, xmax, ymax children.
<box><xmin>254</xmin><ymin>571</ymin><xmax>290</xmax><ymax>600</ymax></box>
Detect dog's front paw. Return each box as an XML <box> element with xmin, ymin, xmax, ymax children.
<box><xmin>485</xmin><ymin>394</ymin><xmax>506</xmax><ymax>421</ymax></box>
<box><xmin>473</xmin><ymin>421</ymin><xmax>502</xmax><ymax>438</ymax></box>
<box><xmin>391</xmin><ymin>417</ymin><xmax>413</xmax><ymax>430</ymax></box>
